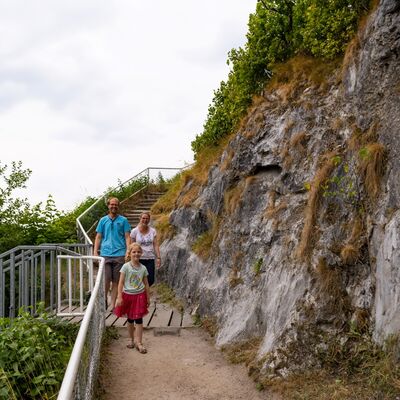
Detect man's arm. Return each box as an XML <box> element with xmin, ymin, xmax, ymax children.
<box><xmin>116</xmin><ymin>271</ymin><xmax>125</xmax><ymax>307</ymax></box>
<box><xmin>124</xmin><ymin>231</ymin><xmax>131</xmax><ymax>259</ymax></box>
<box><xmin>93</xmin><ymin>232</ymin><xmax>102</xmax><ymax>256</ymax></box>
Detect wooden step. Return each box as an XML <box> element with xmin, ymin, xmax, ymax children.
<box><xmin>105</xmin><ymin>302</ymin><xmax>194</xmax><ymax>329</ymax></box>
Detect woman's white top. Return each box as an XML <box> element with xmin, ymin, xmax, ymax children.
<box><xmin>130</xmin><ymin>226</ymin><xmax>157</xmax><ymax>259</ymax></box>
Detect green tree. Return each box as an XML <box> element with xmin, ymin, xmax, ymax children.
<box><xmin>0</xmin><ymin>161</ymin><xmax>33</xmax><ymax>252</ymax></box>
<box><xmin>0</xmin><ymin>161</ymin><xmax>95</xmax><ymax>253</ymax></box>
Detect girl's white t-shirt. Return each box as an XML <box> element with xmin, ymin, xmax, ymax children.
<box><xmin>120</xmin><ymin>262</ymin><xmax>148</xmax><ymax>294</ymax></box>
<box><xmin>130</xmin><ymin>226</ymin><xmax>157</xmax><ymax>259</ymax></box>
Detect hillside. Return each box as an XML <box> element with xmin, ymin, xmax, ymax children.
<box><xmin>155</xmin><ymin>0</ymin><xmax>400</xmax><ymax>397</ymax></box>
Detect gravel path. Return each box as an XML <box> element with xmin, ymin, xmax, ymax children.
<box><xmin>99</xmin><ymin>327</ymin><xmax>278</xmax><ymax>400</ymax></box>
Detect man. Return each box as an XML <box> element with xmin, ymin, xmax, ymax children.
<box><xmin>93</xmin><ymin>197</ymin><xmax>130</xmax><ymax>310</ymax></box>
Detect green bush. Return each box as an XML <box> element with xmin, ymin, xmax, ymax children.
<box><xmin>297</xmin><ymin>0</ymin><xmax>369</xmax><ymax>59</ymax></box>
<box><xmin>0</xmin><ymin>307</ymin><xmax>78</xmax><ymax>399</ymax></box>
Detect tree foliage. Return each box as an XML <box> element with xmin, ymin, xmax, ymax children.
<box><xmin>191</xmin><ymin>0</ymin><xmax>370</xmax><ymax>156</ymax></box>
<box><xmin>0</xmin><ymin>161</ymin><xmax>95</xmax><ymax>254</ymax></box>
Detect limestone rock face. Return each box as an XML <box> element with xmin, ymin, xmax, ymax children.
<box><xmin>159</xmin><ymin>0</ymin><xmax>400</xmax><ymax>373</ymax></box>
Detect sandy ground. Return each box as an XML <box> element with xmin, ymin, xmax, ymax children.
<box><xmin>99</xmin><ymin>327</ymin><xmax>278</xmax><ymax>400</ymax></box>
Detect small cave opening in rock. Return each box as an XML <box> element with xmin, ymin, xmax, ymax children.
<box><xmin>252</xmin><ymin>164</ymin><xmax>283</xmax><ymax>177</ymax></box>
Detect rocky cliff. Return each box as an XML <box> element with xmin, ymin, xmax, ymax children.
<box><xmin>159</xmin><ymin>0</ymin><xmax>400</xmax><ymax>376</ymax></box>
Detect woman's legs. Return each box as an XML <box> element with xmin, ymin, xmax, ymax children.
<box><xmin>139</xmin><ymin>259</ymin><xmax>155</xmax><ymax>286</ymax></box>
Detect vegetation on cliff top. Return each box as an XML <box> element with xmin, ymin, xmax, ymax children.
<box><xmin>191</xmin><ymin>0</ymin><xmax>370</xmax><ymax>156</ymax></box>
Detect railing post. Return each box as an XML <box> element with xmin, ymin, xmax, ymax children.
<box><xmin>57</xmin><ymin>256</ymin><xmax>62</xmax><ymax>314</ymax></box>
<box><xmin>21</xmin><ymin>250</ymin><xmax>28</xmax><ymax>309</ymax></box>
<box><xmin>19</xmin><ymin>250</ymin><xmax>23</xmax><ymax>310</ymax></box>
<box><xmin>40</xmin><ymin>250</ymin><xmax>46</xmax><ymax>306</ymax></box>
<box><xmin>50</xmin><ymin>250</ymin><xmax>55</xmax><ymax>311</ymax></box>
<box><xmin>68</xmin><ymin>258</ymin><xmax>72</xmax><ymax>311</ymax></box>
<box><xmin>79</xmin><ymin>258</ymin><xmax>84</xmax><ymax>312</ymax></box>
<box><xmin>9</xmin><ymin>252</ymin><xmax>15</xmax><ymax>319</ymax></box>
<box><xmin>30</xmin><ymin>250</ymin><xmax>35</xmax><ymax>315</ymax></box>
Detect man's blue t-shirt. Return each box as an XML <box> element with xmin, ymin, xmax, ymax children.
<box><xmin>96</xmin><ymin>215</ymin><xmax>131</xmax><ymax>257</ymax></box>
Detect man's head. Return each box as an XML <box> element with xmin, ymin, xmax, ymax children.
<box><xmin>107</xmin><ymin>197</ymin><xmax>120</xmax><ymax>216</ymax></box>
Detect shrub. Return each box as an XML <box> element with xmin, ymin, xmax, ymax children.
<box><xmin>0</xmin><ymin>307</ymin><xmax>78</xmax><ymax>399</ymax></box>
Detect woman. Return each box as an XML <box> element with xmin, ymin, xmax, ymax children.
<box><xmin>130</xmin><ymin>212</ymin><xmax>161</xmax><ymax>286</ymax></box>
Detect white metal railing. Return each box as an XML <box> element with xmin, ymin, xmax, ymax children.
<box><xmin>57</xmin><ymin>255</ymin><xmax>105</xmax><ymax>400</ymax></box>
<box><xmin>56</xmin><ymin>255</ymin><xmax>95</xmax><ymax>317</ymax></box>
<box><xmin>0</xmin><ymin>244</ymin><xmax>91</xmax><ymax>318</ymax></box>
<box><xmin>76</xmin><ymin>167</ymin><xmax>184</xmax><ymax>246</ymax></box>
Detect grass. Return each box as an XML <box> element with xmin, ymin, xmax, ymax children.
<box><xmin>224</xmin><ymin>176</ymin><xmax>256</xmax><ymax>215</ymax></box>
<box><xmin>359</xmin><ymin>142</ymin><xmax>386</xmax><ymax>200</ymax></box>
<box><xmin>290</xmin><ymin>131</ymin><xmax>308</xmax><ymax>150</ymax></box>
<box><xmin>218</xmin><ymin>328</ymin><xmax>400</xmax><ymax>399</ymax></box>
<box><xmin>192</xmin><ymin>212</ymin><xmax>221</xmax><ymax>260</ymax></box>
<box><xmin>264</xmin><ymin>191</ymin><xmax>287</xmax><ymax>220</ymax></box>
<box><xmin>220</xmin><ymin>149</ymin><xmax>234</xmax><ymax>172</ymax></box>
<box><xmin>198</xmin><ymin>315</ymin><xmax>218</xmax><ymax>338</ymax></box>
<box><xmin>341</xmin><ymin>0</ymin><xmax>380</xmax><ymax>81</ymax></box>
<box><xmin>224</xmin><ymin>182</ymin><xmax>245</xmax><ymax>215</ymax></box>
<box><xmin>268</xmin><ymin>56</ymin><xmax>341</xmax><ymax>103</ymax></box>
<box><xmin>340</xmin><ymin>216</ymin><xmax>364</xmax><ymax>265</ymax></box>
<box><xmin>296</xmin><ymin>152</ymin><xmax>338</xmax><ymax>260</ymax></box>
<box><xmin>313</xmin><ymin>257</ymin><xmax>351</xmax><ymax>320</ymax></box>
<box><xmin>347</xmin><ymin>122</ymin><xmax>386</xmax><ymax>203</ymax></box>
<box><xmin>238</xmin><ymin>95</ymin><xmax>271</xmax><ymax>139</ymax></box>
<box><xmin>153</xmin><ymin>213</ymin><xmax>176</xmax><ymax>244</ymax></box>
<box><xmin>228</xmin><ymin>251</ymin><xmax>245</xmax><ymax>288</ymax></box>
<box><xmin>253</xmin><ymin>258</ymin><xmax>263</xmax><ymax>276</ymax></box>
<box><xmin>340</xmin><ymin>244</ymin><xmax>359</xmax><ymax>264</ymax></box>
<box><xmin>153</xmin><ymin>282</ymin><xmax>184</xmax><ymax>313</ymax></box>
<box><xmin>151</xmin><ymin>135</ymin><xmax>231</xmax><ymax>215</ymax></box>
<box><xmin>150</xmin><ymin>173</ymin><xmax>186</xmax><ymax>215</ymax></box>
<box><xmin>192</xmin><ymin>230</ymin><xmax>214</xmax><ymax>260</ymax></box>
<box><xmin>221</xmin><ymin>337</ymin><xmax>262</xmax><ymax>365</ymax></box>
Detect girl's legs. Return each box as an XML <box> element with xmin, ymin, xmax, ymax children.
<box><xmin>127</xmin><ymin>321</ymin><xmax>135</xmax><ymax>348</ymax></box>
<box><xmin>133</xmin><ymin>318</ymin><xmax>147</xmax><ymax>353</ymax></box>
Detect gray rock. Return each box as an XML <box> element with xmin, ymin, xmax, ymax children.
<box><xmin>159</xmin><ymin>0</ymin><xmax>400</xmax><ymax>376</ymax></box>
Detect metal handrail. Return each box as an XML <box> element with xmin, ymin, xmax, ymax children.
<box><xmin>0</xmin><ymin>244</ymin><xmax>88</xmax><ymax>259</ymax></box>
<box><xmin>76</xmin><ymin>166</ymin><xmax>184</xmax><ymax>246</ymax></box>
<box><xmin>57</xmin><ymin>255</ymin><xmax>105</xmax><ymax>400</ymax></box>
<box><xmin>76</xmin><ymin>167</ymin><xmax>149</xmax><ymax>230</ymax></box>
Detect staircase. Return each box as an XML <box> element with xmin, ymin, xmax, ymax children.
<box><xmin>121</xmin><ymin>188</ymin><xmax>167</xmax><ymax>227</ymax></box>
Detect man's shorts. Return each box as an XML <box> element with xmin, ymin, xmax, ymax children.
<box><xmin>104</xmin><ymin>256</ymin><xmax>125</xmax><ymax>283</ymax></box>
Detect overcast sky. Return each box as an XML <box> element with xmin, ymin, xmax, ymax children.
<box><xmin>0</xmin><ymin>0</ymin><xmax>256</xmax><ymax>211</ymax></box>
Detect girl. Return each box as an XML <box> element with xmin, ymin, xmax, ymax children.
<box><xmin>114</xmin><ymin>243</ymin><xmax>150</xmax><ymax>353</ymax></box>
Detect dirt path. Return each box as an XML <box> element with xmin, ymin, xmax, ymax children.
<box><xmin>99</xmin><ymin>327</ymin><xmax>278</xmax><ymax>400</ymax></box>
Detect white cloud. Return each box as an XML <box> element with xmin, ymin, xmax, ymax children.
<box><xmin>0</xmin><ymin>0</ymin><xmax>256</xmax><ymax>210</ymax></box>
